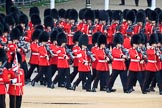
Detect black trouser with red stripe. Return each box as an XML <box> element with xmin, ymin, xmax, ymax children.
<box><xmin>108</xmin><ymin>70</ymin><xmax>127</xmax><ymax>91</ymax></box>
<box><xmin>127</xmin><ymin>71</ymin><xmax>144</xmax><ymax>92</ymax></box>
<box><xmin>143</xmin><ymin>71</ymin><xmax>162</xmax><ymax>93</ymax></box>
<box><xmin>9</xmin><ymin>95</ymin><xmax>22</xmax><ymax>108</ymax></box>
<box><xmin>0</xmin><ymin>95</ymin><xmax>5</xmax><ymax>108</ymax></box>
<box><xmin>26</xmin><ymin>64</ymin><xmax>39</xmax><ymax>80</ymax></box>
<box><xmin>70</xmin><ymin>66</ymin><xmax>78</xmax><ymax>83</ymax></box>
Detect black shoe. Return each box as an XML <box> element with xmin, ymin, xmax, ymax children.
<box><xmin>159</xmin><ymin>91</ymin><xmax>162</xmax><ymax>95</ymax></box>
<box><xmin>72</xmin><ymin>83</ymin><xmax>77</xmax><ymax>91</ymax></box>
<box><xmin>111</xmin><ymin>89</ymin><xmax>116</xmax><ymax>92</ymax></box>
<box><xmin>58</xmin><ymin>84</ymin><xmax>65</xmax><ymax>87</ymax></box>
<box><xmin>146</xmin><ymin>88</ymin><xmax>150</xmax><ymax>92</ymax></box>
<box><xmin>106</xmin><ymin>88</ymin><xmax>111</xmax><ymax>93</ymax></box>
<box><xmin>51</xmin><ymin>82</ymin><xmax>55</xmax><ymax>89</ymax></box>
<box><xmin>67</xmin><ymin>86</ymin><xmax>74</xmax><ymax>90</ymax></box>
<box><xmin>136</xmin><ymin>4</ymin><xmax>138</xmax><ymax>6</ymax></box>
<box><xmin>86</xmin><ymin>89</ymin><xmax>92</xmax><ymax>92</ymax></box>
<box><xmin>126</xmin><ymin>89</ymin><xmax>133</xmax><ymax>93</ymax></box>
<box><xmin>47</xmin><ymin>84</ymin><xmax>54</xmax><ymax>89</ymax></box>
<box><xmin>119</xmin><ymin>3</ymin><xmax>125</xmax><ymax>5</ymax></box>
<box><xmin>142</xmin><ymin>91</ymin><xmax>147</xmax><ymax>94</ymax></box>
<box><xmin>100</xmin><ymin>88</ymin><xmax>107</xmax><ymax>91</ymax></box>
<box><xmin>92</xmin><ymin>88</ymin><xmax>96</xmax><ymax>92</ymax></box>
<box><xmin>31</xmin><ymin>80</ymin><xmax>35</xmax><ymax>87</ymax></box>
<box><xmin>150</xmin><ymin>87</ymin><xmax>155</xmax><ymax>92</ymax></box>
<box><xmin>124</xmin><ymin>89</ymin><xmax>127</xmax><ymax>93</ymax></box>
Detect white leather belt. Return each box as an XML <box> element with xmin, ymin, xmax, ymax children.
<box><xmin>0</xmin><ymin>78</ymin><xmax>3</xmax><ymax>81</ymax></box>
<box><xmin>58</xmin><ymin>57</ymin><xmax>64</xmax><ymax>59</ymax></box>
<box><xmin>40</xmin><ymin>56</ymin><xmax>46</xmax><ymax>58</ymax></box>
<box><xmin>131</xmin><ymin>59</ymin><xmax>140</xmax><ymax>62</ymax></box>
<box><xmin>12</xmin><ymin>83</ymin><xmax>22</xmax><ymax>86</ymax></box>
<box><xmin>113</xmin><ymin>58</ymin><xmax>124</xmax><ymax>61</ymax></box>
<box><xmin>67</xmin><ymin>34</ymin><xmax>73</xmax><ymax>36</ymax></box>
<box><xmin>148</xmin><ymin>60</ymin><xmax>157</xmax><ymax>63</ymax></box>
<box><xmin>32</xmin><ymin>53</ymin><xmax>39</xmax><ymax>55</ymax></box>
<box><xmin>98</xmin><ymin>60</ymin><xmax>107</xmax><ymax>63</ymax></box>
<box><xmin>88</xmin><ymin>34</ymin><xmax>92</xmax><ymax>37</ymax></box>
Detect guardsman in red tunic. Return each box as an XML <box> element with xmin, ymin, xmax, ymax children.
<box><xmin>31</xmin><ymin>31</ymin><xmax>52</xmax><ymax>88</ymax></box>
<box><xmin>70</xmin><ymin>31</ymin><xmax>82</xmax><ymax>83</ymax></box>
<box><xmin>107</xmin><ymin>10</ymin><xmax>122</xmax><ymax>48</ymax></box>
<box><xmin>133</xmin><ymin>11</ymin><xmax>146</xmax><ymax>35</ymax></box>
<box><xmin>26</xmin><ymin>29</ymin><xmax>41</xmax><ymax>83</ymax></box>
<box><xmin>107</xmin><ymin>33</ymin><xmax>127</xmax><ymax>93</ymax></box>
<box><xmin>49</xmin><ymin>30</ymin><xmax>59</xmax><ymax>88</ymax></box>
<box><xmin>58</xmin><ymin>9</ymin><xmax>67</xmax><ymax>31</ymax></box>
<box><xmin>6</xmin><ymin>28</ymin><xmax>20</xmax><ymax>68</ymax></box>
<box><xmin>93</xmin><ymin>10</ymin><xmax>100</xmax><ymax>33</ymax></box>
<box><xmin>143</xmin><ymin>34</ymin><xmax>162</xmax><ymax>95</ymax></box>
<box><xmin>77</xmin><ymin>8</ymin><xmax>87</xmax><ymax>31</ymax></box>
<box><xmin>92</xmin><ymin>34</ymin><xmax>110</xmax><ymax>92</ymax></box>
<box><xmin>81</xmin><ymin>9</ymin><xmax>95</xmax><ymax>47</ymax></box>
<box><xmin>73</xmin><ymin>34</ymin><xmax>92</xmax><ymax>92</ymax></box>
<box><xmin>0</xmin><ymin>48</ymin><xmax>7</xmax><ymax>108</ymax></box>
<box><xmin>8</xmin><ymin>53</ymin><xmax>25</xmax><ymax>108</ymax></box>
<box><xmin>97</xmin><ymin>10</ymin><xmax>109</xmax><ymax>37</ymax></box>
<box><xmin>51</xmin><ymin>9</ymin><xmax>59</xmax><ymax>28</ymax></box>
<box><xmin>65</xmin><ymin>9</ymin><xmax>78</xmax><ymax>48</ymax></box>
<box><xmin>44</xmin><ymin>15</ymin><xmax>54</xmax><ymax>33</ymax></box>
<box><xmin>126</xmin><ymin>34</ymin><xmax>144</xmax><ymax>94</ymax></box>
<box><xmin>145</xmin><ymin>11</ymin><xmax>158</xmax><ymax>41</ymax></box>
<box><xmin>56</xmin><ymin>32</ymin><xmax>73</xmax><ymax>90</ymax></box>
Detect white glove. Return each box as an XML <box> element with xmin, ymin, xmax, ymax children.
<box><xmin>11</xmin><ymin>78</ymin><xmax>17</xmax><ymax>84</ymax></box>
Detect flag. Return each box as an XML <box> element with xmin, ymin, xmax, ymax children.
<box><xmin>12</xmin><ymin>53</ymin><xmax>18</xmax><ymax>72</ymax></box>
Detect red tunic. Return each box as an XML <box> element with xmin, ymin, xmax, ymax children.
<box><xmin>7</xmin><ymin>43</ymin><xmax>17</xmax><ymax>63</ymax></box>
<box><xmin>129</xmin><ymin>48</ymin><xmax>141</xmax><ymax>72</ymax></box>
<box><xmin>146</xmin><ymin>47</ymin><xmax>159</xmax><ymax>72</ymax></box>
<box><xmin>8</xmin><ymin>68</ymin><xmax>25</xmax><ymax>96</ymax></box>
<box><xmin>0</xmin><ymin>68</ymin><xmax>8</xmax><ymax>94</ymax></box>
<box><xmin>72</xmin><ymin>45</ymin><xmax>81</xmax><ymax>67</ymax></box>
<box><xmin>112</xmin><ymin>47</ymin><xmax>126</xmax><ymax>70</ymax></box>
<box><xmin>96</xmin><ymin>48</ymin><xmax>109</xmax><ymax>71</ymax></box>
<box><xmin>133</xmin><ymin>24</ymin><xmax>142</xmax><ymax>35</ymax></box>
<box><xmin>29</xmin><ymin>42</ymin><xmax>39</xmax><ymax>65</ymax></box>
<box><xmin>123</xmin><ymin>37</ymin><xmax>131</xmax><ymax>49</ymax></box>
<box><xmin>56</xmin><ymin>46</ymin><xmax>69</xmax><ymax>68</ymax></box>
<box><xmin>49</xmin><ymin>44</ymin><xmax>58</xmax><ymax>65</ymax></box>
<box><xmin>78</xmin><ymin>49</ymin><xmax>91</xmax><ymax>72</ymax></box>
<box><xmin>38</xmin><ymin>45</ymin><xmax>49</xmax><ymax>66</ymax></box>
<box><xmin>91</xmin><ymin>46</ymin><xmax>98</xmax><ymax>69</ymax></box>
<box><xmin>120</xmin><ymin>21</ymin><xmax>129</xmax><ymax>38</ymax></box>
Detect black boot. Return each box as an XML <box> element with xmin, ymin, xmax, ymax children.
<box><xmin>31</xmin><ymin>80</ymin><xmax>35</xmax><ymax>87</ymax></box>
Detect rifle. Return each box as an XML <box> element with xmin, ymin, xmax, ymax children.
<box><xmin>104</xmin><ymin>48</ymin><xmax>113</xmax><ymax>60</ymax></box>
<box><xmin>121</xmin><ymin>46</ymin><xmax>130</xmax><ymax>59</ymax></box>
<box><xmin>86</xmin><ymin>48</ymin><xmax>96</xmax><ymax>62</ymax></box>
<box><xmin>65</xmin><ymin>46</ymin><xmax>75</xmax><ymax>60</ymax></box>
<box><xmin>45</xmin><ymin>44</ymin><xmax>55</xmax><ymax>56</ymax></box>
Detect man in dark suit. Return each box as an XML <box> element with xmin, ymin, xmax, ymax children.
<box><xmin>119</xmin><ymin>0</ymin><xmax>139</xmax><ymax>6</ymax></box>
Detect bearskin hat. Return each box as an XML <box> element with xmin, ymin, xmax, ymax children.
<box><xmin>84</xmin><ymin>9</ymin><xmax>94</xmax><ymax>21</ymax></box>
<box><xmin>10</xmin><ymin>28</ymin><xmax>20</xmax><ymax>41</ymax></box>
<box><xmin>159</xmin><ymin>12</ymin><xmax>162</xmax><ymax>22</ymax></box>
<box><xmin>126</xmin><ymin>10</ymin><xmax>135</xmax><ymax>23</ymax></box>
<box><xmin>131</xmin><ymin>34</ymin><xmax>141</xmax><ymax>46</ymax></box>
<box><xmin>149</xmin><ymin>11</ymin><xmax>158</xmax><ymax>21</ymax></box>
<box><xmin>5</xmin><ymin>15</ymin><xmax>15</xmax><ymax>26</ymax></box>
<box><xmin>44</xmin><ymin>15</ymin><xmax>54</xmax><ymax>28</ymax></box>
<box><xmin>44</xmin><ymin>8</ymin><xmax>51</xmax><ymax>17</ymax></box>
<box><xmin>9</xmin><ymin>6</ymin><xmax>20</xmax><ymax>15</ymax></box>
<box><xmin>113</xmin><ymin>33</ymin><xmax>124</xmax><ymax>45</ymax></box>
<box><xmin>149</xmin><ymin>33</ymin><xmax>159</xmax><ymax>45</ymax></box>
<box><xmin>57</xmin><ymin>32</ymin><xmax>67</xmax><ymax>46</ymax></box>
<box><xmin>19</xmin><ymin>14</ymin><xmax>29</xmax><ymax>27</ymax></box>
<box><xmin>136</xmin><ymin>11</ymin><xmax>146</xmax><ymax>24</ymax></box>
<box><xmin>79</xmin><ymin>8</ymin><xmax>87</xmax><ymax>20</ymax></box>
<box><xmin>31</xmin><ymin>14</ymin><xmax>41</xmax><ymax>25</ymax></box>
<box><xmin>93</xmin><ymin>10</ymin><xmax>99</xmax><ymax>20</ymax></box>
<box><xmin>29</xmin><ymin>6</ymin><xmax>40</xmax><ymax>17</ymax></box>
<box><xmin>112</xmin><ymin>10</ymin><xmax>122</xmax><ymax>21</ymax></box>
<box><xmin>50</xmin><ymin>30</ymin><xmax>58</xmax><ymax>42</ymax></box>
<box><xmin>3</xmin><ymin>24</ymin><xmax>9</xmax><ymax>33</ymax></box>
<box><xmin>73</xmin><ymin>31</ymin><xmax>83</xmax><ymax>43</ymax></box>
<box><xmin>157</xmin><ymin>33</ymin><xmax>162</xmax><ymax>44</ymax></box>
<box><xmin>79</xmin><ymin>34</ymin><xmax>88</xmax><ymax>47</ymax></box>
<box><xmin>0</xmin><ymin>48</ymin><xmax>7</xmax><ymax>62</ymax></box>
<box><xmin>0</xmin><ymin>16</ymin><xmax>5</xmax><ymax>25</ymax></box>
<box><xmin>58</xmin><ymin>8</ymin><xmax>66</xmax><ymax>18</ymax></box>
<box><xmin>10</xmin><ymin>13</ymin><xmax>20</xmax><ymax>25</ymax></box>
<box><xmin>154</xmin><ymin>8</ymin><xmax>161</xmax><ymax>16</ymax></box>
<box><xmin>92</xmin><ymin>32</ymin><xmax>102</xmax><ymax>45</ymax></box>
<box><xmin>0</xmin><ymin>24</ymin><xmax>3</xmax><ymax>36</ymax></box>
<box><xmin>15</xmin><ymin>25</ymin><xmax>23</xmax><ymax>36</ymax></box>
<box><xmin>123</xmin><ymin>9</ymin><xmax>129</xmax><ymax>20</ymax></box>
<box><xmin>97</xmin><ymin>34</ymin><xmax>107</xmax><ymax>47</ymax></box>
<box><xmin>99</xmin><ymin>10</ymin><xmax>108</xmax><ymax>21</ymax></box>
<box><xmin>35</xmin><ymin>25</ymin><xmax>44</xmax><ymax>31</ymax></box>
<box><xmin>32</xmin><ymin>29</ymin><xmax>42</xmax><ymax>41</ymax></box>
<box><xmin>39</xmin><ymin>31</ymin><xmax>49</xmax><ymax>43</ymax></box>
<box><xmin>107</xmin><ymin>10</ymin><xmax>112</xmax><ymax>21</ymax></box>
<box><xmin>51</xmin><ymin>8</ymin><xmax>58</xmax><ymax>19</ymax></box>
<box><xmin>139</xmin><ymin>33</ymin><xmax>147</xmax><ymax>45</ymax></box>
<box><xmin>65</xmin><ymin>9</ymin><xmax>71</xmax><ymax>19</ymax></box>
<box><xmin>69</xmin><ymin>9</ymin><xmax>78</xmax><ymax>22</ymax></box>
